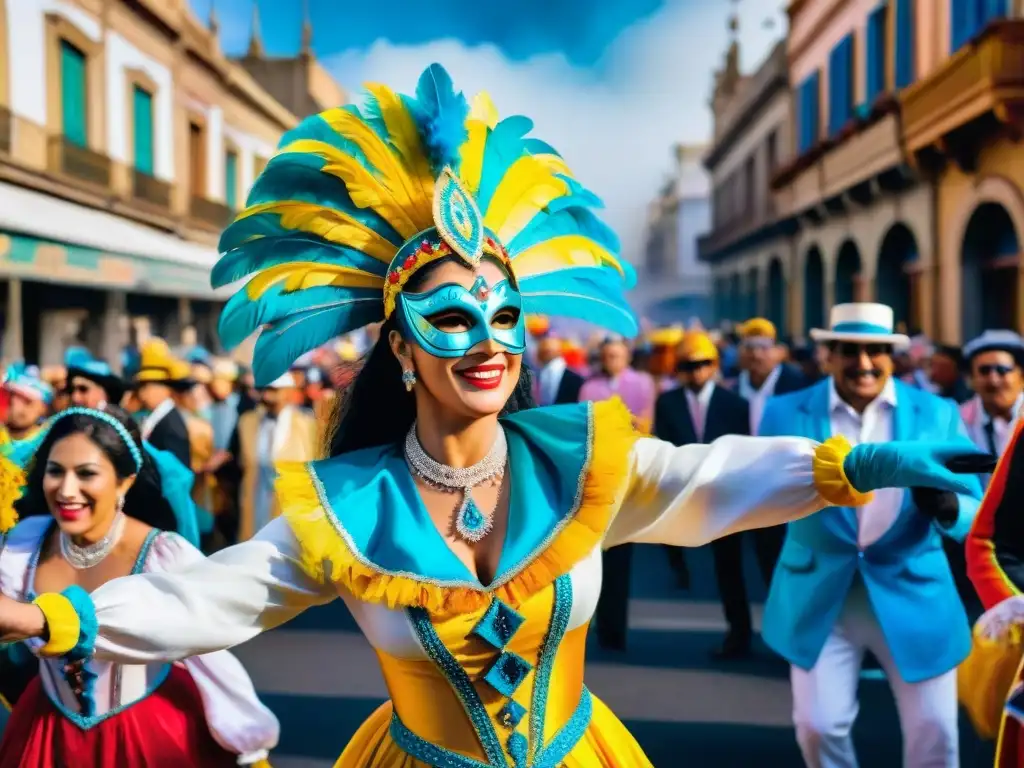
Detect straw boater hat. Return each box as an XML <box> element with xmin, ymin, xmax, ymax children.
<box><xmin>809</xmin><ymin>303</ymin><xmax>910</xmax><ymax>350</ymax></box>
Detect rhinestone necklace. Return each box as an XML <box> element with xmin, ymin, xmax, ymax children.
<box><xmin>404</xmin><ymin>425</ymin><xmax>507</xmax><ymax>544</ymax></box>
<box><xmin>60</xmin><ymin>512</ymin><xmax>127</xmax><ymax>570</ymax></box>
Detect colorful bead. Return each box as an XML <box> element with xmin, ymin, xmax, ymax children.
<box><xmin>388</xmin><ymin>271</ymin><xmax>401</xmax><ymax>284</ymax></box>
<box><xmin>403</xmin><ymin>255</ymin><xmax>418</xmax><ymax>270</ymax></box>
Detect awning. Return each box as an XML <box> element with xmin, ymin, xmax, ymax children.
<box><xmin>0</xmin><ymin>181</ymin><xmax>234</xmax><ymax>299</ymax></box>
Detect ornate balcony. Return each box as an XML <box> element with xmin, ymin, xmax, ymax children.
<box><xmin>189</xmin><ymin>195</ymin><xmax>233</xmax><ymax>230</ymax></box>
<box><xmin>901</xmin><ymin>20</ymin><xmax>1024</xmax><ymax>169</ymax></box>
<box><xmin>132</xmin><ymin>169</ymin><xmax>171</xmax><ymax>209</ymax></box>
<box><xmin>48</xmin><ymin>136</ymin><xmax>112</xmax><ymax>187</ymax></box>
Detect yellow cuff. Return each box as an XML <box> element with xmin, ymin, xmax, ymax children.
<box><xmin>813</xmin><ymin>435</ymin><xmax>874</xmax><ymax>508</ymax></box>
<box><xmin>32</xmin><ymin>592</ymin><xmax>81</xmax><ymax>657</ymax></box>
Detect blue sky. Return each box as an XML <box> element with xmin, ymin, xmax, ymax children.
<box><xmin>190</xmin><ymin>0</ymin><xmax>787</xmax><ymax>258</ymax></box>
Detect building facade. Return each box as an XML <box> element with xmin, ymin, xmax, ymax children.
<box><xmin>0</xmin><ymin>0</ymin><xmax>343</xmax><ymax>367</ymax></box>
<box><xmin>900</xmin><ymin>1</ymin><xmax>1024</xmax><ymax>343</ymax></box>
<box><xmin>637</xmin><ymin>143</ymin><xmax>713</xmax><ymax>325</ymax></box>
<box><xmin>699</xmin><ymin>41</ymin><xmax>795</xmax><ymax>331</ymax></box>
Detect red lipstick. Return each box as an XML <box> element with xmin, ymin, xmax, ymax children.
<box><xmin>456</xmin><ymin>363</ymin><xmax>505</xmax><ymax>390</ymax></box>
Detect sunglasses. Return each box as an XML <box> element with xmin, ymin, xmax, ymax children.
<box><xmin>832</xmin><ymin>343</ymin><xmax>893</xmax><ymax>358</ymax></box>
<box><xmin>677</xmin><ymin>359</ymin><xmax>714</xmax><ymax>372</ymax></box>
<box><xmin>65</xmin><ymin>384</ymin><xmax>92</xmax><ymax>395</ymax></box>
<box><xmin>977</xmin><ymin>364</ymin><xmax>1016</xmax><ymax>377</ymax></box>
<box><xmin>742</xmin><ymin>339</ymin><xmax>774</xmax><ymax>351</ymax></box>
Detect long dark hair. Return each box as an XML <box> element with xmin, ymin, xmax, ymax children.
<box><xmin>328</xmin><ymin>257</ymin><xmax>537</xmax><ymax>456</ymax></box>
<box><xmin>15</xmin><ymin>405</ymin><xmax>179</xmax><ymax>532</ymax></box>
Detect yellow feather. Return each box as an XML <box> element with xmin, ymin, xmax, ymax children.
<box><xmin>281</xmin><ymin>140</ymin><xmax>421</xmax><ymax>238</ymax></box>
<box><xmin>532</xmin><ymin>153</ymin><xmax>573</xmax><ymax>178</ymax></box>
<box><xmin>470</xmin><ymin>92</ymin><xmax>499</xmax><ymax>129</ymax></box>
<box><xmin>363</xmin><ymin>84</ymin><xmax>435</xmax><ymax>209</ymax></box>
<box><xmin>246</xmin><ymin>262</ymin><xmax>384</xmax><ymax>299</ymax></box>
<box><xmin>483</xmin><ymin>156</ymin><xmax>570</xmax><ymax>242</ymax></box>
<box><xmin>318</xmin><ymin>107</ymin><xmax>431</xmax><ymax>228</ymax></box>
<box><xmin>460</xmin><ymin>121</ymin><xmax>488</xmax><ymax>196</ymax></box>
<box><xmin>511</xmin><ymin>235</ymin><xmax>625</xmax><ymax>278</ymax></box>
<box><xmin>239</xmin><ymin>201</ymin><xmax>398</xmax><ymax>263</ymax></box>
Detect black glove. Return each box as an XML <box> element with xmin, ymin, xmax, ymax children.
<box><xmin>910</xmin><ymin>486</ymin><xmax>960</xmax><ymax>528</ymax></box>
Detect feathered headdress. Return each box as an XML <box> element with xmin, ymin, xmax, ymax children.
<box><xmin>213</xmin><ymin>63</ymin><xmax>638</xmax><ymax>385</ymax></box>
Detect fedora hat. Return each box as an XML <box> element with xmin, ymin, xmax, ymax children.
<box><xmin>809</xmin><ymin>303</ymin><xmax>910</xmax><ymax>349</ymax></box>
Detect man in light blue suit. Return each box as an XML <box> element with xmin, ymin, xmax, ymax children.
<box><xmin>759</xmin><ymin>303</ymin><xmax>984</xmax><ymax>768</ymax></box>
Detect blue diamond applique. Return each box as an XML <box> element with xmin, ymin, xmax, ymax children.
<box><xmin>472</xmin><ymin>599</ymin><xmax>525</xmax><ymax>650</ymax></box>
<box><xmin>483</xmin><ymin>651</ymin><xmax>532</xmax><ymax>697</ymax></box>
<box><xmin>499</xmin><ymin>699</ymin><xmax>527</xmax><ymax>729</ymax></box>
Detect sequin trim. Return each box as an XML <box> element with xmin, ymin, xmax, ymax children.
<box><xmin>406</xmin><ymin>606</ymin><xmax>507</xmax><ymax>767</ymax></box>
<box><xmin>389</xmin><ymin>690</ymin><xmax>594</xmax><ymax>768</ymax></box>
<box><xmin>528</xmin><ymin>574</ymin><xmax>572</xmax><ymax>760</ymax></box>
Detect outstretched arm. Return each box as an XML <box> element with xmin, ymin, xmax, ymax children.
<box><xmin>0</xmin><ymin>518</ymin><xmax>336</xmax><ymax>664</ymax></box>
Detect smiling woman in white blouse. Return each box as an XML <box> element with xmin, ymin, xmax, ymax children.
<box><xmin>0</xmin><ymin>406</ymin><xmax>276</xmax><ymax>768</ymax></box>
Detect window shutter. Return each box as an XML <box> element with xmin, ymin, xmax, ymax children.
<box><xmin>132</xmin><ymin>86</ymin><xmax>154</xmax><ymax>175</ymax></box>
<box><xmin>60</xmin><ymin>41</ymin><xmax>88</xmax><ymax>148</ymax></box>
<box><xmin>895</xmin><ymin>0</ymin><xmax>914</xmax><ymax>88</ymax></box>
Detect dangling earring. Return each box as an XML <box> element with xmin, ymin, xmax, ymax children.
<box><xmin>115</xmin><ymin>494</ymin><xmax>125</xmax><ymax>514</ymax></box>
<box><xmin>402</xmin><ymin>368</ymin><xmax>417</xmax><ymax>392</ymax></box>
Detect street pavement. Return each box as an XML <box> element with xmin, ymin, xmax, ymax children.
<box><xmin>0</xmin><ymin>539</ymin><xmax>999</xmax><ymax>766</ymax></box>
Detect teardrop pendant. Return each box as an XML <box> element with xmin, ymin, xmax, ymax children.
<box><xmin>455</xmin><ymin>488</ymin><xmax>492</xmax><ymax>543</ymax></box>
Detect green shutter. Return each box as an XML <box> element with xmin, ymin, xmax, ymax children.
<box><xmin>60</xmin><ymin>41</ymin><xmax>87</xmax><ymax>147</ymax></box>
<box><xmin>132</xmin><ymin>86</ymin><xmax>154</xmax><ymax>175</ymax></box>
<box><xmin>225</xmin><ymin>151</ymin><xmax>238</xmax><ymax>209</ymax></box>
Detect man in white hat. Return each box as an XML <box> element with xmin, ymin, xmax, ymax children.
<box><xmin>758</xmin><ymin>303</ymin><xmax>984</xmax><ymax>768</ymax></box>
<box><xmin>210</xmin><ymin>372</ymin><xmax>318</xmax><ymax>542</ymax></box>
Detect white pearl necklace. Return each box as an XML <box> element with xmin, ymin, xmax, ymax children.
<box><xmin>59</xmin><ymin>512</ymin><xmax>126</xmax><ymax>570</ymax></box>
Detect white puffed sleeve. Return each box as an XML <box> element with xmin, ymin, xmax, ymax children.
<box><xmin>91</xmin><ymin>517</ymin><xmax>336</xmax><ymax>664</ymax></box>
<box><xmin>143</xmin><ymin>533</ymin><xmax>280</xmax><ymax>764</ymax></box>
<box><xmin>604</xmin><ymin>435</ymin><xmax>827</xmax><ymax>548</ymax></box>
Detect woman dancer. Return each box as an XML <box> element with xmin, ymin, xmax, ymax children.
<box><xmin>0</xmin><ymin>406</ymin><xmax>277</xmax><ymax>767</ymax></box>
<box><xmin>0</xmin><ymin>66</ymin><xmax>989</xmax><ymax>767</ymax></box>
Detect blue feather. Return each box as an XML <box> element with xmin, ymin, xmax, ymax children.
<box><xmin>508</xmin><ymin>207</ymin><xmax>620</xmax><ymax>256</ymax></box>
<box><xmin>218</xmin><ymin>283</ymin><xmax>381</xmax><ymax>351</ymax></box>
<box><xmin>519</xmin><ymin>269</ymin><xmax>637</xmax><ymax>337</ymax></box>
<box><xmin>476</xmin><ymin>115</ymin><xmax>534</xmax><ymax>214</ymax></box>
<box><xmin>402</xmin><ymin>64</ymin><xmax>470</xmax><ymax>175</ymax></box>
<box><xmin>252</xmin><ymin>300</ymin><xmax>381</xmax><ymax>386</ymax></box>
<box><xmin>524</xmin><ymin>138</ymin><xmax>561</xmax><ymax>157</ymax></box>
<box><xmin>553</xmin><ymin>175</ymin><xmax>605</xmax><ymax>209</ymax></box>
<box><xmin>212</xmin><ymin>236</ymin><xmax>384</xmax><ymax>289</ymax></box>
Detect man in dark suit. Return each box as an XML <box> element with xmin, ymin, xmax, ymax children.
<box><xmin>533</xmin><ymin>333</ymin><xmax>584</xmax><ymax>406</ymax></box>
<box><xmin>733</xmin><ymin>318</ymin><xmax>811</xmax><ymax>590</ymax></box>
<box><xmin>132</xmin><ymin>338</ymin><xmax>192</xmax><ymax>468</ymax></box>
<box><xmin>655</xmin><ymin>331</ymin><xmax>757</xmax><ymax>659</ymax></box>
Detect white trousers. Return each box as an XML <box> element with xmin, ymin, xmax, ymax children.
<box><xmin>790</xmin><ymin>582</ymin><xmax>959</xmax><ymax>768</ymax></box>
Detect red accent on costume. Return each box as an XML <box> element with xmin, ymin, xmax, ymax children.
<box><xmin>0</xmin><ymin>666</ymin><xmax>237</xmax><ymax>768</ymax></box>
<box><xmin>966</xmin><ymin>418</ymin><xmax>1024</xmax><ymax>610</ymax></box>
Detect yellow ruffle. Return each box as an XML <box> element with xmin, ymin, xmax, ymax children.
<box><xmin>277</xmin><ymin>397</ymin><xmax>639</xmax><ymax>615</ymax></box>
<box><xmin>33</xmin><ymin>592</ymin><xmax>81</xmax><ymax>657</ymax></box>
<box><xmin>812</xmin><ymin>435</ymin><xmax>874</xmax><ymax>508</ymax></box>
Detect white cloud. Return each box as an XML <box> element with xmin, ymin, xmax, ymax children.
<box><xmin>322</xmin><ymin>0</ymin><xmax>786</xmax><ymax>263</ymax></box>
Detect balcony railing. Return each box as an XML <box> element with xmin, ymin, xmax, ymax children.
<box><xmin>132</xmin><ymin>169</ymin><xmax>171</xmax><ymax>209</ymax></box>
<box><xmin>48</xmin><ymin>136</ymin><xmax>111</xmax><ymax>187</ymax></box>
<box><xmin>901</xmin><ymin>19</ymin><xmax>1024</xmax><ymax>157</ymax></box>
<box><xmin>0</xmin><ymin>106</ymin><xmax>12</xmax><ymax>155</ymax></box>
<box><xmin>189</xmin><ymin>195</ymin><xmax>233</xmax><ymax>230</ymax></box>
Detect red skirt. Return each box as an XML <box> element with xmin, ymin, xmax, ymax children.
<box><xmin>999</xmin><ymin>718</ymin><xmax>1024</xmax><ymax>768</ymax></box>
<box><xmin>0</xmin><ymin>665</ymin><xmax>238</xmax><ymax>768</ymax></box>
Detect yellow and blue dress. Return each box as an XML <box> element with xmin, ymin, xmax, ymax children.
<box><xmin>27</xmin><ymin>399</ymin><xmax>848</xmax><ymax>766</ymax></box>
